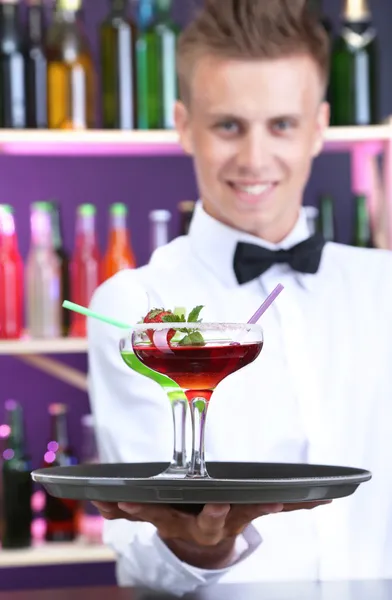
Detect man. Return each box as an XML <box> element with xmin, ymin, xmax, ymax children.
<box><xmin>88</xmin><ymin>0</ymin><xmax>392</xmax><ymax>595</ymax></box>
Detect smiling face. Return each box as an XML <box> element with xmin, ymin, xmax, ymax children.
<box><xmin>175</xmin><ymin>53</ymin><xmax>330</xmax><ymax>243</ymax></box>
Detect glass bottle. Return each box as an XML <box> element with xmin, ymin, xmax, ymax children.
<box><xmin>70</xmin><ymin>204</ymin><xmax>101</xmax><ymax>337</ymax></box>
<box><xmin>43</xmin><ymin>403</ymin><xmax>79</xmax><ymax>542</ymax></box>
<box><xmin>352</xmin><ymin>194</ymin><xmax>373</xmax><ymax>247</ymax></box>
<box><xmin>0</xmin><ymin>204</ymin><xmax>23</xmax><ymax>339</ymax></box>
<box><xmin>24</xmin><ymin>0</ymin><xmax>47</xmax><ymax>128</ymax></box>
<box><xmin>102</xmin><ymin>203</ymin><xmax>136</xmax><ymax>281</ymax></box>
<box><xmin>0</xmin><ymin>0</ymin><xmax>26</xmax><ymax>128</ymax></box>
<box><xmin>178</xmin><ymin>200</ymin><xmax>195</xmax><ymax>236</ymax></box>
<box><xmin>154</xmin><ymin>0</ymin><xmax>179</xmax><ymax>129</ymax></box>
<box><xmin>317</xmin><ymin>194</ymin><xmax>336</xmax><ymax>242</ymax></box>
<box><xmin>149</xmin><ymin>209</ymin><xmax>171</xmax><ymax>253</ymax></box>
<box><xmin>100</xmin><ymin>0</ymin><xmax>137</xmax><ymax>129</ymax></box>
<box><xmin>48</xmin><ymin>201</ymin><xmax>70</xmax><ymax>336</ymax></box>
<box><xmin>135</xmin><ymin>0</ymin><xmax>159</xmax><ymax>129</ymax></box>
<box><xmin>2</xmin><ymin>400</ymin><xmax>32</xmax><ymax>549</ymax></box>
<box><xmin>330</xmin><ymin>0</ymin><xmax>378</xmax><ymax>126</ymax></box>
<box><xmin>25</xmin><ymin>202</ymin><xmax>62</xmax><ymax>339</ymax></box>
<box><xmin>46</xmin><ymin>0</ymin><xmax>96</xmax><ymax>129</ymax></box>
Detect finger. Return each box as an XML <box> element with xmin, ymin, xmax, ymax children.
<box><xmin>91</xmin><ymin>501</ymin><xmax>124</xmax><ymax>520</ymax></box>
<box><xmin>227</xmin><ymin>503</ymin><xmax>284</xmax><ymax>534</ymax></box>
<box><xmin>282</xmin><ymin>500</ymin><xmax>333</xmax><ymax>512</ymax></box>
<box><xmin>118</xmin><ymin>503</ymin><xmax>183</xmax><ymax>526</ymax></box>
<box><xmin>194</xmin><ymin>504</ymin><xmax>231</xmax><ymax>545</ymax></box>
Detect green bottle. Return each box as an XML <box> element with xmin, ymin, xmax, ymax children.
<box><xmin>352</xmin><ymin>194</ymin><xmax>373</xmax><ymax>248</ymax></box>
<box><xmin>136</xmin><ymin>0</ymin><xmax>159</xmax><ymax>129</ymax></box>
<box><xmin>2</xmin><ymin>401</ymin><xmax>32</xmax><ymax>549</ymax></box>
<box><xmin>48</xmin><ymin>201</ymin><xmax>70</xmax><ymax>336</ymax></box>
<box><xmin>100</xmin><ymin>0</ymin><xmax>137</xmax><ymax>129</ymax></box>
<box><xmin>330</xmin><ymin>0</ymin><xmax>378</xmax><ymax>126</ymax></box>
<box><xmin>317</xmin><ymin>195</ymin><xmax>336</xmax><ymax>242</ymax></box>
<box><xmin>154</xmin><ymin>0</ymin><xmax>179</xmax><ymax>129</ymax></box>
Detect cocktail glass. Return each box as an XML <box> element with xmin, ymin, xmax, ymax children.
<box><xmin>120</xmin><ymin>322</ymin><xmax>263</xmax><ymax>479</ymax></box>
<box><xmin>120</xmin><ymin>350</ymin><xmax>189</xmax><ymax>478</ymax></box>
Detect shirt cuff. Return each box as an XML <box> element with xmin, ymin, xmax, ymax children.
<box><xmin>154</xmin><ymin>523</ymin><xmax>262</xmax><ymax>583</ymax></box>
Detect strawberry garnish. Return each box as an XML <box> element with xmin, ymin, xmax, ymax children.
<box><xmin>143</xmin><ymin>308</ymin><xmax>176</xmax><ymax>343</ymax></box>
<box><xmin>141</xmin><ymin>305</ymin><xmax>205</xmax><ymax>346</ymax></box>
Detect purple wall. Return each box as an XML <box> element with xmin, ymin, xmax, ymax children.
<box><xmin>0</xmin><ymin>0</ymin><xmax>391</xmax><ymax>590</ymax></box>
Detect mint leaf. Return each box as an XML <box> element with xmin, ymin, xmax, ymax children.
<box><xmin>161</xmin><ymin>313</ymin><xmax>179</xmax><ymax>323</ymax></box>
<box><xmin>188</xmin><ymin>305</ymin><xmax>204</xmax><ymax>323</ymax></box>
<box><xmin>189</xmin><ymin>331</ymin><xmax>205</xmax><ymax>345</ymax></box>
<box><xmin>178</xmin><ymin>334</ymin><xmax>193</xmax><ymax>346</ymax></box>
<box><xmin>178</xmin><ymin>331</ymin><xmax>205</xmax><ymax>346</ymax></box>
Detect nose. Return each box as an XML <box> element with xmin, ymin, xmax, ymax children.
<box><xmin>236</xmin><ymin>128</ymin><xmax>270</xmax><ymax>174</ymax></box>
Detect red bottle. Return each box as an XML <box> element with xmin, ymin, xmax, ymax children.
<box><xmin>0</xmin><ymin>205</ymin><xmax>23</xmax><ymax>339</ymax></box>
<box><xmin>70</xmin><ymin>204</ymin><xmax>101</xmax><ymax>337</ymax></box>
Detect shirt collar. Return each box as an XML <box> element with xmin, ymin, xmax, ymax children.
<box><xmin>188</xmin><ymin>201</ymin><xmax>316</xmax><ymax>290</ymax></box>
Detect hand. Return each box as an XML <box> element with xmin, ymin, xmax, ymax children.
<box><xmin>92</xmin><ymin>499</ymin><xmax>331</xmax><ymax>569</ymax></box>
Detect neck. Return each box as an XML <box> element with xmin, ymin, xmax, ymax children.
<box><xmin>201</xmin><ymin>200</ymin><xmax>301</xmax><ymax>244</ymax></box>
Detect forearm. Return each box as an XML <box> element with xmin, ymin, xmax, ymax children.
<box><xmin>161</xmin><ymin>536</ymin><xmax>237</xmax><ymax>569</ymax></box>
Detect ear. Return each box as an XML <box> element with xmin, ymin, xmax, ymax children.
<box><xmin>312</xmin><ymin>101</ymin><xmax>330</xmax><ymax>157</ymax></box>
<box><xmin>174</xmin><ymin>101</ymin><xmax>194</xmax><ymax>155</ymax></box>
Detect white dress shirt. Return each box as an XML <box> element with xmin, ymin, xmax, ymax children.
<box><xmin>87</xmin><ymin>202</ymin><xmax>392</xmax><ymax>596</ymax></box>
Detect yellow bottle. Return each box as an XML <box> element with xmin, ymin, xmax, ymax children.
<box><xmin>46</xmin><ymin>0</ymin><xmax>96</xmax><ymax>129</ymax></box>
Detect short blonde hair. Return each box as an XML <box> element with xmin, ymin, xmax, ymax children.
<box><xmin>177</xmin><ymin>0</ymin><xmax>330</xmax><ymax>104</ymax></box>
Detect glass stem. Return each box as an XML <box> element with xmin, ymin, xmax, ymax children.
<box><xmin>171</xmin><ymin>398</ymin><xmax>187</xmax><ymax>468</ymax></box>
<box><xmin>188</xmin><ymin>397</ymin><xmax>209</xmax><ymax>478</ymax></box>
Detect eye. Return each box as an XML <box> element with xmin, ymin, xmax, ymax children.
<box><xmin>215</xmin><ymin>120</ymin><xmax>240</xmax><ymax>134</ymax></box>
<box><xmin>271</xmin><ymin>118</ymin><xmax>296</xmax><ymax>133</ymax></box>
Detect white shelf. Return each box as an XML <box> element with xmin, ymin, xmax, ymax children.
<box><xmin>0</xmin><ymin>540</ymin><xmax>115</xmax><ymax>568</ymax></box>
<box><xmin>0</xmin><ymin>337</ymin><xmax>88</xmax><ymax>356</ymax></box>
<box><xmin>0</xmin><ymin>126</ymin><xmax>389</xmax><ymax>156</ymax></box>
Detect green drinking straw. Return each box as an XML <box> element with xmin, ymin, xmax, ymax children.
<box><xmin>61</xmin><ymin>300</ymin><xmax>186</xmax><ymax>404</ymax></box>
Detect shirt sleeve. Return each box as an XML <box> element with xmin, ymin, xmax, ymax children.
<box><xmin>87</xmin><ymin>271</ymin><xmax>262</xmax><ymax>594</ymax></box>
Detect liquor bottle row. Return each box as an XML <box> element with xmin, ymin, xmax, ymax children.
<box><xmin>312</xmin><ymin>0</ymin><xmax>379</xmax><ymax>126</ymax></box>
<box><xmin>0</xmin><ymin>199</ymin><xmax>195</xmax><ymax>340</ymax></box>
<box><xmin>0</xmin><ymin>0</ymin><xmax>383</xmax><ymax>131</ymax></box>
<box><xmin>0</xmin><ymin>400</ymin><xmax>99</xmax><ymax>549</ymax></box>
<box><xmin>0</xmin><ymin>0</ymin><xmax>178</xmax><ymax>130</ymax></box>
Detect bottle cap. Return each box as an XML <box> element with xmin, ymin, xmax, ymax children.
<box><xmin>110</xmin><ymin>203</ymin><xmax>128</xmax><ymax>217</ymax></box>
<box><xmin>48</xmin><ymin>403</ymin><xmax>67</xmax><ymax>416</ymax></box>
<box><xmin>78</xmin><ymin>203</ymin><xmax>96</xmax><ymax>217</ymax></box>
<box><xmin>149</xmin><ymin>210</ymin><xmax>171</xmax><ymax>222</ymax></box>
<box><xmin>0</xmin><ymin>204</ymin><xmax>14</xmax><ymax>214</ymax></box>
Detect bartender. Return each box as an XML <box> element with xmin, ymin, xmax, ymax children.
<box><xmin>87</xmin><ymin>0</ymin><xmax>392</xmax><ymax>595</ymax></box>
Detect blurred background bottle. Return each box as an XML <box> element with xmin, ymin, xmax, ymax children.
<box><xmin>178</xmin><ymin>200</ymin><xmax>195</xmax><ymax>236</ymax></box>
<box><xmin>43</xmin><ymin>403</ymin><xmax>79</xmax><ymax>542</ymax></box>
<box><xmin>24</xmin><ymin>0</ymin><xmax>47</xmax><ymax>128</ymax></box>
<box><xmin>26</xmin><ymin>202</ymin><xmax>61</xmax><ymax>339</ymax></box>
<box><xmin>352</xmin><ymin>194</ymin><xmax>373</xmax><ymax>247</ymax></box>
<box><xmin>136</xmin><ymin>0</ymin><xmax>159</xmax><ymax>129</ymax></box>
<box><xmin>0</xmin><ymin>204</ymin><xmax>23</xmax><ymax>339</ymax></box>
<box><xmin>2</xmin><ymin>400</ymin><xmax>32</xmax><ymax>549</ymax></box>
<box><xmin>102</xmin><ymin>202</ymin><xmax>136</xmax><ymax>281</ymax></box>
<box><xmin>317</xmin><ymin>194</ymin><xmax>337</xmax><ymax>242</ymax></box>
<box><xmin>154</xmin><ymin>0</ymin><xmax>179</xmax><ymax>129</ymax></box>
<box><xmin>100</xmin><ymin>0</ymin><xmax>137</xmax><ymax>129</ymax></box>
<box><xmin>48</xmin><ymin>201</ymin><xmax>70</xmax><ymax>336</ymax></box>
<box><xmin>47</xmin><ymin>0</ymin><xmax>96</xmax><ymax>129</ymax></box>
<box><xmin>330</xmin><ymin>0</ymin><xmax>378</xmax><ymax>125</ymax></box>
<box><xmin>149</xmin><ymin>209</ymin><xmax>171</xmax><ymax>253</ymax></box>
<box><xmin>78</xmin><ymin>414</ymin><xmax>103</xmax><ymax>544</ymax></box>
<box><xmin>70</xmin><ymin>204</ymin><xmax>100</xmax><ymax>337</ymax></box>
<box><xmin>0</xmin><ymin>0</ymin><xmax>26</xmax><ymax>128</ymax></box>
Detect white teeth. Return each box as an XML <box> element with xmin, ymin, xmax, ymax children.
<box><xmin>235</xmin><ymin>184</ymin><xmax>271</xmax><ymax>195</ymax></box>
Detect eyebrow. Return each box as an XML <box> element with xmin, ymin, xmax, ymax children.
<box><xmin>205</xmin><ymin>112</ymin><xmax>303</xmax><ymax>122</ymax></box>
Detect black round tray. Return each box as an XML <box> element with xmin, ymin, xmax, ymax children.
<box><xmin>32</xmin><ymin>461</ymin><xmax>371</xmax><ymax>514</ymax></box>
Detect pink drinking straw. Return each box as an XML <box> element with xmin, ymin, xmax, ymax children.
<box><xmin>247</xmin><ymin>284</ymin><xmax>284</xmax><ymax>324</ymax></box>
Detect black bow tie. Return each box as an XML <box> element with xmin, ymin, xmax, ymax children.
<box><xmin>233</xmin><ymin>233</ymin><xmax>326</xmax><ymax>284</ymax></box>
